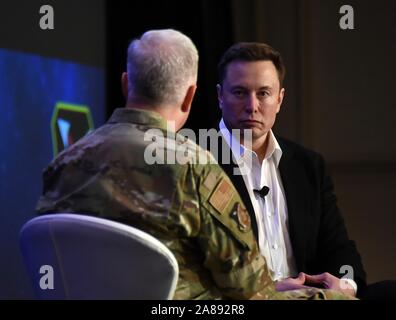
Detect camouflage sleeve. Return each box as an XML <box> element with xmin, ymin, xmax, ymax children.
<box><xmin>194</xmin><ymin>163</ymin><xmax>276</xmax><ymax>299</ymax></box>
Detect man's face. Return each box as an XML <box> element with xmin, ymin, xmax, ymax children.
<box><xmin>218</xmin><ymin>60</ymin><xmax>284</xmax><ymax>141</ymax></box>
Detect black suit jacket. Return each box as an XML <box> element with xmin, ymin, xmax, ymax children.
<box><xmin>217</xmin><ymin>135</ymin><xmax>367</xmax><ymax>290</ymax></box>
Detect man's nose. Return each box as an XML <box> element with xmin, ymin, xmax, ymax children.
<box><xmin>245</xmin><ymin>93</ymin><xmax>258</xmax><ymax>114</ymax></box>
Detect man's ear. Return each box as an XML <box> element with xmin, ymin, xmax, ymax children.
<box><xmin>276</xmin><ymin>88</ymin><xmax>285</xmax><ymax>113</ymax></box>
<box><xmin>121</xmin><ymin>72</ymin><xmax>129</xmax><ymax>99</ymax></box>
<box><xmin>181</xmin><ymin>84</ymin><xmax>197</xmax><ymax>113</ymax></box>
<box><xmin>216</xmin><ymin>84</ymin><xmax>223</xmax><ymax>109</ymax></box>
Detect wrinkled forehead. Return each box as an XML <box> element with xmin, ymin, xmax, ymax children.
<box><xmin>223</xmin><ymin>60</ymin><xmax>281</xmax><ymax>90</ymax></box>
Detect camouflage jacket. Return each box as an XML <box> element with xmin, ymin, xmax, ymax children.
<box><xmin>37</xmin><ymin>108</ymin><xmax>353</xmax><ymax>300</ymax></box>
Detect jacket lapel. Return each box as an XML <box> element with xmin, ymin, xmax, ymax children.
<box><xmin>216</xmin><ymin>136</ymin><xmax>259</xmax><ymax>241</ymax></box>
<box><xmin>278</xmin><ymin>141</ymin><xmax>310</xmax><ymax>271</ymax></box>
<box><xmin>220</xmin><ymin>161</ymin><xmax>259</xmax><ymax>241</ymax></box>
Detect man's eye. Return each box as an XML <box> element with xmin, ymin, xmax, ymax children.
<box><xmin>257</xmin><ymin>91</ymin><xmax>269</xmax><ymax>97</ymax></box>
<box><xmin>233</xmin><ymin>90</ymin><xmax>244</xmax><ymax>97</ymax></box>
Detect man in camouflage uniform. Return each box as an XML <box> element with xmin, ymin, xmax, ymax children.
<box><xmin>36</xmin><ymin>29</ymin><xmax>352</xmax><ymax>300</ymax></box>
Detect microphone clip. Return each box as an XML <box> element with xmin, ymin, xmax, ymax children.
<box><xmin>253</xmin><ymin>186</ymin><xmax>269</xmax><ymax>198</ymax></box>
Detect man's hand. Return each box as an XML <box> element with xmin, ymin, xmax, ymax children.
<box><xmin>304</xmin><ymin>272</ymin><xmax>356</xmax><ymax>297</ymax></box>
<box><xmin>275</xmin><ymin>272</ymin><xmax>311</xmax><ymax>292</ymax></box>
<box><xmin>275</xmin><ymin>272</ymin><xmax>356</xmax><ymax>297</ymax></box>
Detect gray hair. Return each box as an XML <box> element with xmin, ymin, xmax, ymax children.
<box><xmin>127</xmin><ymin>29</ymin><xmax>199</xmax><ymax>106</ymax></box>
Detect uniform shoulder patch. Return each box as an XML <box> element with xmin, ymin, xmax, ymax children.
<box><xmin>235</xmin><ymin>202</ymin><xmax>251</xmax><ymax>232</ymax></box>
<box><xmin>203</xmin><ymin>171</ymin><xmax>218</xmax><ymax>190</ymax></box>
<box><xmin>209</xmin><ymin>178</ymin><xmax>234</xmax><ymax>214</ymax></box>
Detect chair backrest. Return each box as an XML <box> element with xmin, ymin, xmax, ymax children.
<box><xmin>20</xmin><ymin>214</ymin><xmax>179</xmax><ymax>300</ymax></box>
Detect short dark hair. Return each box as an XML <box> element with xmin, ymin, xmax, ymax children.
<box><xmin>218</xmin><ymin>42</ymin><xmax>286</xmax><ymax>88</ymax></box>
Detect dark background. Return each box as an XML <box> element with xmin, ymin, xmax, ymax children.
<box><xmin>1</xmin><ymin>0</ymin><xmax>395</xmax><ymax>299</ymax></box>
<box><xmin>106</xmin><ymin>0</ymin><xmax>234</xmax><ymax>131</ymax></box>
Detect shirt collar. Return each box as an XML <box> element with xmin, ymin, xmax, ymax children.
<box><xmin>219</xmin><ymin>118</ymin><xmax>245</xmax><ymax>164</ymax></box>
<box><xmin>266</xmin><ymin>130</ymin><xmax>283</xmax><ymax>167</ymax></box>
<box><xmin>219</xmin><ymin>118</ymin><xmax>283</xmax><ymax>168</ymax></box>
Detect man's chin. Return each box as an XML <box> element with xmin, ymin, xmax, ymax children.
<box><xmin>239</xmin><ymin>128</ymin><xmax>267</xmax><ymax>142</ymax></box>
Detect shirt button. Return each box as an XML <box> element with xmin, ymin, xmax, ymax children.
<box><xmin>272</xmin><ymin>244</ymin><xmax>278</xmax><ymax>250</ymax></box>
<box><xmin>267</xmin><ymin>211</ymin><xmax>273</xmax><ymax>217</ymax></box>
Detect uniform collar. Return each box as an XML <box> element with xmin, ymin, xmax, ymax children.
<box><xmin>107</xmin><ymin>107</ymin><xmax>168</xmax><ymax>130</ymax></box>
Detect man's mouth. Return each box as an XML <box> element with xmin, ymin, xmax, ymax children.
<box><xmin>240</xmin><ymin>120</ymin><xmax>262</xmax><ymax>126</ymax></box>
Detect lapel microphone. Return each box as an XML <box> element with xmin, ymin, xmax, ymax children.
<box><xmin>253</xmin><ymin>186</ymin><xmax>270</xmax><ymax>198</ymax></box>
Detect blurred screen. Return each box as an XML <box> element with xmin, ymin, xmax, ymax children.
<box><xmin>0</xmin><ymin>48</ymin><xmax>105</xmax><ymax>297</ymax></box>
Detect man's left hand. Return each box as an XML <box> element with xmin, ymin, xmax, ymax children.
<box><xmin>303</xmin><ymin>272</ymin><xmax>356</xmax><ymax>297</ymax></box>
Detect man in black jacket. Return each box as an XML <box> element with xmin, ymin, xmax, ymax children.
<box><xmin>214</xmin><ymin>42</ymin><xmax>395</xmax><ymax>299</ymax></box>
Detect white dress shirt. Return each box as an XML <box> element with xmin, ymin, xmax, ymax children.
<box><xmin>219</xmin><ymin>119</ymin><xmax>298</xmax><ymax>281</ymax></box>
